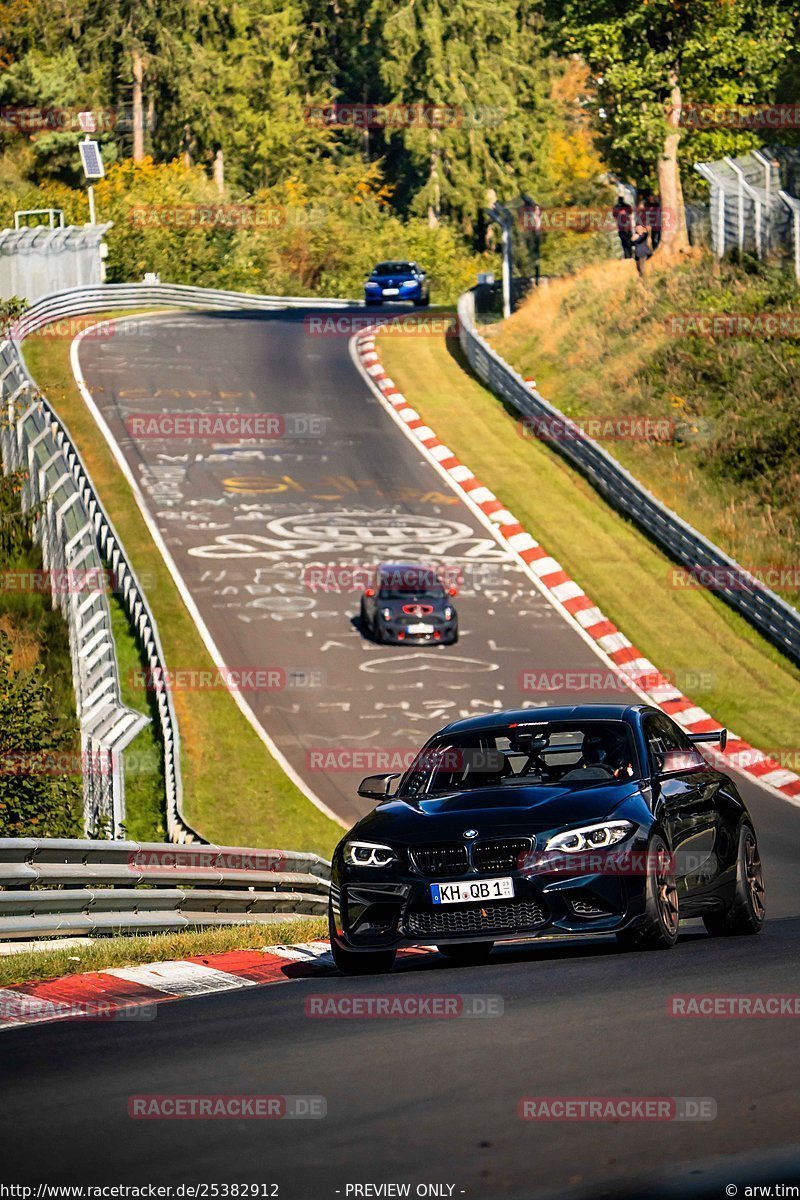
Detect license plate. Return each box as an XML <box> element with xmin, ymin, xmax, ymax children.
<box><xmin>383</xmin><ymin>288</ymin><xmax>399</xmax><ymax>295</ymax></box>
<box><xmin>431</xmin><ymin>877</ymin><xmax>514</xmax><ymax>905</ymax></box>
<box><xmin>407</xmin><ymin>622</ymin><xmax>434</xmax><ymax>633</ymax></box>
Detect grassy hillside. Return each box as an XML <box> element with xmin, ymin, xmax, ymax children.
<box><xmin>490</xmin><ymin>253</ymin><xmax>800</xmax><ymax>601</ymax></box>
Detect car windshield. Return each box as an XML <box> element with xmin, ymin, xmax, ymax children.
<box><xmin>398</xmin><ymin>720</ymin><xmax>641</xmax><ymax>797</ymax></box>
<box><xmin>373</xmin><ymin>262</ymin><xmax>414</xmax><ymax>275</ymax></box>
<box><xmin>378</xmin><ymin>568</ymin><xmax>444</xmax><ymax>600</ymax></box>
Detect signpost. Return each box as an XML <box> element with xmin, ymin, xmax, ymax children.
<box><xmin>77</xmin><ymin>112</ymin><xmax>104</xmax><ymax>225</ymax></box>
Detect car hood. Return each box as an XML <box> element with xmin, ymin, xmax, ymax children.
<box><xmin>350</xmin><ymin>781</ymin><xmax>646</xmax><ymax>842</ymax></box>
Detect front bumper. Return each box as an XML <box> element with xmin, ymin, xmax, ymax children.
<box><xmin>376</xmin><ymin>620</ymin><xmax>457</xmax><ymax>644</ymax></box>
<box><xmin>365</xmin><ymin>285</ymin><xmax>420</xmax><ymax>302</ymax></box>
<box><xmin>330</xmin><ymin>865</ymin><xmax>648</xmax><ymax>952</ymax></box>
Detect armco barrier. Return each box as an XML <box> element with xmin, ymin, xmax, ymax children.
<box><xmin>457</xmin><ymin>288</ymin><xmax>800</xmax><ymax>665</ymax></box>
<box><xmin>0</xmin><ymin>838</ymin><xmax>330</xmax><ymax>939</ymax></box>
<box><xmin>2</xmin><ymin>283</ymin><xmax>355</xmax><ymax>843</ymax></box>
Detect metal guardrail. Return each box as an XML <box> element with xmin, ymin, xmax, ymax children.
<box><xmin>9</xmin><ymin>281</ymin><xmax>356</xmax><ymax>340</ymax></box>
<box><xmin>1</xmin><ymin>338</ymin><xmax>150</xmax><ymax>840</ymax></box>
<box><xmin>457</xmin><ymin>289</ymin><xmax>800</xmax><ymax>666</ymax></box>
<box><xmin>2</xmin><ymin>283</ymin><xmax>356</xmax><ymax>843</ymax></box>
<box><xmin>0</xmin><ymin>838</ymin><xmax>330</xmax><ymax>939</ymax></box>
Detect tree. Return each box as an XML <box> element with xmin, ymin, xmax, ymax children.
<box><xmin>0</xmin><ymin>634</ymin><xmax>82</xmax><ymax>837</ymax></box>
<box><xmin>553</xmin><ymin>0</ymin><xmax>797</xmax><ymax>252</ymax></box>
<box><xmin>374</xmin><ymin>0</ymin><xmax>548</xmax><ymax>238</ymax></box>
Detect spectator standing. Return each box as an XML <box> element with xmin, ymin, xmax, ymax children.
<box><xmin>632</xmin><ymin>222</ymin><xmax>652</xmax><ymax>277</ymax></box>
<box><xmin>612</xmin><ymin>195</ymin><xmax>633</xmax><ymax>259</ymax></box>
<box><xmin>644</xmin><ymin>193</ymin><xmax>662</xmax><ymax>249</ymax></box>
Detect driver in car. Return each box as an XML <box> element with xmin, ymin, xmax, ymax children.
<box><xmin>581</xmin><ymin>730</ymin><xmax>635</xmax><ymax>780</ymax></box>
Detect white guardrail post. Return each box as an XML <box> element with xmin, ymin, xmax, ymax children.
<box><xmin>457</xmin><ymin>288</ymin><xmax>800</xmax><ymax>666</ymax></box>
<box><xmin>2</xmin><ymin>283</ymin><xmax>354</xmax><ymax>842</ymax></box>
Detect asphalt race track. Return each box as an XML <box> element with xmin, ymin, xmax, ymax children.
<box><xmin>76</xmin><ymin>307</ymin><xmax>646</xmax><ymax>824</ymax></box>
<box><xmin>5</xmin><ymin>306</ymin><xmax>796</xmax><ymax>1198</ymax></box>
<box><xmin>75</xmin><ymin>308</ymin><xmax>797</xmax><ymax>836</ymax></box>
<box><xmin>2</xmin><ymin>923</ymin><xmax>800</xmax><ymax>1197</ymax></box>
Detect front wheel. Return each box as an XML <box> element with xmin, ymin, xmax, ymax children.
<box><xmin>437</xmin><ymin>941</ymin><xmax>493</xmax><ymax>965</ymax></box>
<box><xmin>703</xmin><ymin>825</ymin><xmax>765</xmax><ymax>936</ymax></box>
<box><xmin>329</xmin><ymin>911</ymin><xmax>396</xmax><ymax>975</ymax></box>
<box><xmin>616</xmin><ymin>834</ymin><xmax>679</xmax><ymax>951</ymax></box>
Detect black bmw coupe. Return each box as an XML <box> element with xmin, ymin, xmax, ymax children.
<box><xmin>329</xmin><ymin>704</ymin><xmax>765</xmax><ymax>973</ymax></box>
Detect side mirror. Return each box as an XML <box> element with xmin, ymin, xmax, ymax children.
<box><xmin>658</xmin><ymin>748</ymin><xmax>706</xmax><ymax>776</ymax></box>
<box><xmin>357</xmin><ymin>773</ymin><xmax>400</xmax><ymax>801</ymax></box>
<box><xmin>447</xmin><ymin>586</ymin><xmax>458</xmax><ymax>597</ymax></box>
<box><xmin>688</xmin><ymin>729</ymin><xmax>727</xmax><ymax>751</ymax></box>
<box><xmin>364</xmin><ymin>587</ymin><xmax>375</xmax><ymax>597</ymax></box>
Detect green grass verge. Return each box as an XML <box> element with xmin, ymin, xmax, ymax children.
<box><xmin>0</xmin><ymin>918</ymin><xmax>327</xmax><ymax>988</ymax></box>
<box><xmin>377</xmin><ymin>331</ymin><xmax>800</xmax><ymax>759</ymax></box>
<box><xmin>21</xmin><ymin>312</ymin><xmax>342</xmax><ymax>855</ymax></box>
<box><xmin>108</xmin><ymin>591</ymin><xmax>166</xmax><ymax>840</ymax></box>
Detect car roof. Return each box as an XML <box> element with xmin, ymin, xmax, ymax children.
<box><xmin>437</xmin><ymin>705</ymin><xmax>649</xmax><ymax>736</ymax></box>
<box><xmin>378</xmin><ymin>562</ymin><xmax>439</xmax><ymax>574</ymax></box>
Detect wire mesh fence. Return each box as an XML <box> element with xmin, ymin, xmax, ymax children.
<box><xmin>694</xmin><ymin>146</ymin><xmax>800</xmax><ymax>277</ymax></box>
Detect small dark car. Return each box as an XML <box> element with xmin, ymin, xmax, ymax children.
<box><xmin>329</xmin><ymin>705</ymin><xmax>765</xmax><ymax>973</ymax></box>
<box><xmin>359</xmin><ymin>563</ymin><xmax>458</xmax><ymax>645</ymax></box>
<box><xmin>364</xmin><ymin>261</ymin><xmax>430</xmax><ymax>307</ymax></box>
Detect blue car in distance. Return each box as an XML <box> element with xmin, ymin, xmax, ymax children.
<box><xmin>364</xmin><ymin>261</ymin><xmax>430</xmax><ymax>307</ymax></box>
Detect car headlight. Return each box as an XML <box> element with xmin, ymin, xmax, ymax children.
<box><xmin>545</xmin><ymin>821</ymin><xmax>634</xmax><ymax>853</ymax></box>
<box><xmin>444</xmin><ymin>606</ymin><xmax>453</xmax><ymax>620</ymax></box>
<box><xmin>344</xmin><ymin>841</ymin><xmax>397</xmax><ymax>867</ymax></box>
<box><xmin>381</xmin><ymin>607</ymin><xmax>392</xmax><ymax>620</ymax></box>
<box><xmin>366</xmin><ymin>281</ymin><xmax>380</xmax><ymax>289</ymax></box>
